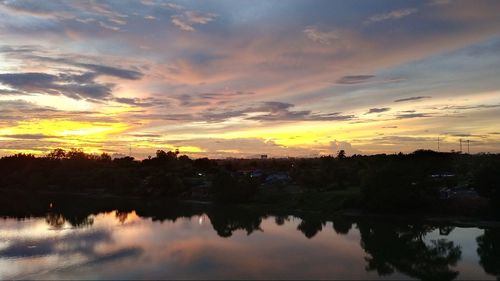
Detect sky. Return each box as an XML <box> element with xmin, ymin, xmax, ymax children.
<box><xmin>0</xmin><ymin>0</ymin><xmax>499</xmax><ymax>158</ymax></box>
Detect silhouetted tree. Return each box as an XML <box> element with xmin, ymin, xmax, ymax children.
<box><xmin>332</xmin><ymin>216</ymin><xmax>353</xmax><ymax>235</ymax></box>
<box><xmin>477</xmin><ymin>229</ymin><xmax>500</xmax><ymax>280</ymax></box>
<box><xmin>208</xmin><ymin>208</ymin><xmax>262</xmax><ymax>238</ymax></box>
<box><xmin>358</xmin><ymin>221</ymin><xmax>462</xmax><ymax>280</ymax></box>
<box><xmin>337</xmin><ymin>149</ymin><xmax>346</xmax><ymax>159</ymax></box>
<box><xmin>47</xmin><ymin>148</ymin><xmax>66</xmax><ymax>159</ymax></box>
<box><xmin>297</xmin><ymin>217</ymin><xmax>324</xmax><ymax>238</ymax></box>
<box><xmin>473</xmin><ymin>157</ymin><xmax>500</xmax><ymax>203</ymax></box>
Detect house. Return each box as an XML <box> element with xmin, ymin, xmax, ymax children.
<box><xmin>431</xmin><ymin>173</ymin><xmax>455</xmax><ymax>178</ymax></box>
<box><xmin>439</xmin><ymin>186</ymin><xmax>480</xmax><ymax>200</ymax></box>
<box><xmin>264</xmin><ymin>172</ymin><xmax>291</xmax><ymax>185</ymax></box>
<box><xmin>238</xmin><ymin>169</ymin><xmax>264</xmax><ymax>178</ymax></box>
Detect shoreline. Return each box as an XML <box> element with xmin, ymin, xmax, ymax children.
<box><xmin>1</xmin><ymin>188</ymin><xmax>499</xmax><ymax>228</ymax></box>
<box><xmin>339</xmin><ymin>209</ymin><xmax>500</xmax><ymax>228</ymax></box>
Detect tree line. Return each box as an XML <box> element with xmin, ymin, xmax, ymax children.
<box><xmin>0</xmin><ymin>148</ymin><xmax>499</xmax><ymax>215</ymax></box>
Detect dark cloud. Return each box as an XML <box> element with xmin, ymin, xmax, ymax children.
<box><xmin>0</xmin><ymin>89</ymin><xmax>24</xmax><ymax>95</ymax></box>
<box><xmin>0</xmin><ymin>47</ymin><xmax>143</xmax><ymax>81</ymax></box>
<box><xmin>372</xmin><ymin>136</ymin><xmax>435</xmax><ymax>143</ymax></box>
<box><xmin>216</xmin><ymin>102</ymin><xmax>355</xmax><ymax>122</ymax></box>
<box><xmin>135</xmin><ymin>113</ymin><xmax>194</xmax><ymax>121</ymax></box>
<box><xmin>172</xmin><ymin>91</ymin><xmax>255</xmax><ymax>107</ymax></box>
<box><xmin>0</xmin><ymin>72</ymin><xmax>56</xmax><ymax>88</ymax></box>
<box><xmin>0</xmin><ymin>100</ymin><xmax>58</xmax><ymax>118</ymax></box>
<box><xmin>382</xmin><ymin>126</ymin><xmax>398</xmax><ymax>128</ymax></box>
<box><xmin>128</xmin><ymin>133</ymin><xmax>162</xmax><ymax>138</ymax></box>
<box><xmin>366</xmin><ymin>107</ymin><xmax>390</xmax><ymax>114</ymax></box>
<box><xmin>114</xmin><ymin>97</ymin><xmax>168</xmax><ymax>107</ymax></box>
<box><xmin>440</xmin><ymin>104</ymin><xmax>500</xmax><ymax>110</ymax></box>
<box><xmin>127</xmin><ymin>101</ymin><xmax>355</xmax><ymax>123</ymax></box>
<box><xmin>0</xmin><ymin>45</ymin><xmax>38</xmax><ymax>53</ymax></box>
<box><xmin>1</xmin><ymin>134</ymin><xmax>51</xmax><ymax>139</ymax></box>
<box><xmin>247</xmin><ymin>111</ymin><xmax>354</xmax><ymax>122</ymax></box>
<box><xmin>395</xmin><ymin>113</ymin><xmax>431</xmax><ymax>119</ymax></box>
<box><xmin>76</xmin><ymin>63</ymin><xmax>143</xmax><ymax>80</ymax></box>
<box><xmin>394</xmin><ymin>96</ymin><xmax>432</xmax><ymax>102</ymax></box>
<box><xmin>0</xmin><ymin>72</ymin><xmax>112</xmax><ymax>100</ymax></box>
<box><xmin>0</xmin><ymin>100</ymin><xmax>115</xmax><ymax>124</ymax></box>
<box><xmin>336</xmin><ymin>75</ymin><xmax>375</xmax><ymax>85</ymax></box>
<box><xmin>446</xmin><ymin>133</ymin><xmax>486</xmax><ymax>138</ymax></box>
<box><xmin>0</xmin><ymin>45</ymin><xmax>144</xmax><ymax>101</ymax></box>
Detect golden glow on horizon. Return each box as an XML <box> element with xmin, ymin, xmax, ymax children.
<box><xmin>12</xmin><ymin>120</ymin><xmax>128</xmax><ymax>137</ymax></box>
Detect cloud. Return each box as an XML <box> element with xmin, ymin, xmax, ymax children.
<box><xmin>171</xmin><ymin>91</ymin><xmax>255</xmax><ymax>107</ymax></box>
<box><xmin>365</xmin><ymin>8</ymin><xmax>418</xmax><ymax>24</ymax></box>
<box><xmin>440</xmin><ymin>104</ymin><xmax>500</xmax><ymax>110</ymax></box>
<box><xmin>394</xmin><ymin>96</ymin><xmax>432</xmax><ymax>102</ymax></box>
<box><xmin>184</xmin><ymin>11</ymin><xmax>215</xmax><ymax>24</ymax></box>
<box><xmin>171</xmin><ymin>17</ymin><xmax>195</xmax><ymax>31</ymax></box>
<box><xmin>0</xmin><ymin>0</ymin><xmax>128</xmax><ymax>32</ymax></box>
<box><xmin>336</xmin><ymin>75</ymin><xmax>375</xmax><ymax>85</ymax></box>
<box><xmin>371</xmin><ymin>135</ymin><xmax>435</xmax><ymax>144</ymax></box>
<box><xmin>303</xmin><ymin>26</ymin><xmax>340</xmax><ymax>45</ymax></box>
<box><xmin>114</xmin><ymin>97</ymin><xmax>169</xmax><ymax>107</ymax></box>
<box><xmin>76</xmin><ymin>63</ymin><xmax>143</xmax><ymax>80</ymax></box>
<box><xmin>366</xmin><ymin>107</ymin><xmax>390</xmax><ymax>114</ymax></box>
<box><xmin>0</xmin><ymin>100</ymin><xmax>114</xmax><ymax>124</ymax></box>
<box><xmin>329</xmin><ymin>140</ymin><xmax>362</xmax><ymax>155</ymax></box>
<box><xmin>128</xmin><ymin>133</ymin><xmax>162</xmax><ymax>138</ymax></box>
<box><xmin>1</xmin><ymin>134</ymin><xmax>51</xmax><ymax>139</ymax></box>
<box><xmin>165</xmin><ymin>2</ymin><xmax>185</xmax><ymax>10</ymax></box>
<box><xmin>165</xmin><ymin>137</ymin><xmax>327</xmax><ymax>158</ymax></box>
<box><xmin>0</xmin><ymin>89</ymin><xmax>23</xmax><ymax>95</ymax></box>
<box><xmin>0</xmin><ymin>229</ymin><xmax>112</xmax><ymax>258</ymax></box>
<box><xmin>0</xmin><ymin>46</ymin><xmax>143</xmax><ymax>80</ymax></box>
<box><xmin>395</xmin><ymin>113</ymin><xmax>432</xmax><ymax>119</ymax></box>
<box><xmin>1</xmin><ymin>1</ymin><xmax>500</xmax><ymax>156</ymax></box>
<box><xmin>209</xmin><ymin>102</ymin><xmax>355</xmax><ymax>123</ymax></box>
<box><xmin>126</xmin><ymin>101</ymin><xmax>355</xmax><ymax>123</ymax></box>
<box><xmin>0</xmin><ymin>72</ymin><xmax>112</xmax><ymax>100</ymax></box>
<box><xmin>382</xmin><ymin>126</ymin><xmax>398</xmax><ymax>129</ymax></box>
<box><xmin>445</xmin><ymin>132</ymin><xmax>486</xmax><ymax>138</ymax></box>
<box><xmin>0</xmin><ymin>48</ymin><xmax>144</xmax><ymax>101</ymax></box>
<box><xmin>171</xmin><ymin>10</ymin><xmax>217</xmax><ymax>31</ymax></box>
<box><xmin>428</xmin><ymin>0</ymin><xmax>454</xmax><ymax>6</ymax></box>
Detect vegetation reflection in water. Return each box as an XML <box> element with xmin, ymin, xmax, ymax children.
<box><xmin>0</xmin><ymin>196</ymin><xmax>499</xmax><ymax>280</ymax></box>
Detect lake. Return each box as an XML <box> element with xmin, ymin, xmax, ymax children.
<box><xmin>0</xmin><ymin>198</ymin><xmax>499</xmax><ymax>280</ymax></box>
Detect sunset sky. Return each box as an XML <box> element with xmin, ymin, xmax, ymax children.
<box><xmin>0</xmin><ymin>0</ymin><xmax>499</xmax><ymax>158</ymax></box>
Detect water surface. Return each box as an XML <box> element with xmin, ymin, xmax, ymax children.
<box><xmin>1</xmin><ymin>203</ymin><xmax>499</xmax><ymax>280</ymax></box>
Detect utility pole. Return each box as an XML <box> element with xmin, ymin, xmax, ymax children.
<box><xmin>467</xmin><ymin>140</ymin><xmax>470</xmax><ymax>154</ymax></box>
<box><xmin>129</xmin><ymin>144</ymin><xmax>132</xmax><ymax>157</ymax></box>
<box><xmin>437</xmin><ymin>136</ymin><xmax>440</xmax><ymax>152</ymax></box>
<box><xmin>459</xmin><ymin>139</ymin><xmax>462</xmax><ymax>153</ymax></box>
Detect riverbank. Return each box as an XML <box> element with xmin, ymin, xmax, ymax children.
<box><xmin>1</xmin><ymin>180</ymin><xmax>498</xmax><ymax>230</ymax></box>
